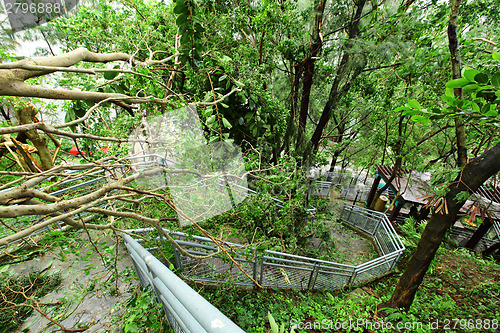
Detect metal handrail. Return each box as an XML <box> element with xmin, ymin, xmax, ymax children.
<box><xmin>122</xmin><ymin>232</ymin><xmax>245</xmax><ymax>333</ymax></box>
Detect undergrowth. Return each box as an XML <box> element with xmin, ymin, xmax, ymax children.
<box><xmin>0</xmin><ymin>269</ymin><xmax>62</xmax><ymax>333</ymax></box>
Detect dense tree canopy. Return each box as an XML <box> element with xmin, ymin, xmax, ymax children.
<box><xmin>0</xmin><ymin>0</ymin><xmax>499</xmax><ymax>318</ymax></box>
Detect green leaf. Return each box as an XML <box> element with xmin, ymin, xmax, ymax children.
<box><xmin>393</xmin><ymin>106</ymin><xmax>409</xmax><ymax>113</ymax></box>
<box><xmin>472</xmin><ymin>102</ymin><xmax>480</xmax><ymax>112</ymax></box>
<box><xmin>238</xmin><ymin>117</ymin><xmax>244</xmax><ymax>125</ymax></box>
<box><xmin>463</xmin><ymin>68</ymin><xmax>480</xmax><ymax>82</ymax></box>
<box><xmin>176</xmin><ymin>13</ymin><xmax>189</xmax><ymax>26</ymax></box>
<box><xmin>402</xmin><ymin>109</ymin><xmax>421</xmax><ymax>116</ymax></box>
<box><xmin>268</xmin><ymin>312</ymin><xmax>279</xmax><ymax>333</ymax></box>
<box><xmin>484</xmin><ymin>109</ymin><xmax>498</xmax><ymax>117</ymax></box>
<box><xmin>492</xmin><ymin>52</ymin><xmax>500</xmax><ymax>60</ymax></box>
<box><xmin>445</xmin><ymin>78</ymin><xmax>470</xmax><ymax>88</ymax></box>
<box><xmin>219</xmin><ymin>75</ymin><xmax>227</xmax><ymax>82</ymax></box>
<box><xmin>474</xmin><ymin>73</ymin><xmax>489</xmax><ymax>84</ymax></box>
<box><xmin>462</xmin><ymin>83</ymin><xmax>480</xmax><ymax>92</ymax></box>
<box><xmin>407</xmin><ymin>99</ymin><xmax>421</xmax><ymax>109</ymax></box>
<box><xmin>173</xmin><ymin>2</ymin><xmax>187</xmax><ymax>14</ymax></box>
<box><xmin>441</xmin><ymin>95</ymin><xmax>455</xmax><ymax>106</ymax></box>
<box><xmin>103</xmin><ymin>71</ymin><xmax>118</xmax><ymax>80</ymax></box>
<box><xmin>444</xmin><ymin>87</ymin><xmax>454</xmax><ymax>97</ymax></box>
<box><xmin>222</xmin><ymin>118</ymin><xmax>232</xmax><ymax>129</ymax></box>
<box><xmin>411</xmin><ymin>115</ymin><xmax>431</xmax><ymax>125</ymax></box>
<box><xmin>234</xmin><ymin>80</ymin><xmax>245</xmax><ymax>87</ymax></box>
<box><xmin>206</xmin><ymin>115</ymin><xmax>216</xmax><ymax>126</ymax></box>
<box><xmin>491</xmin><ymin>73</ymin><xmax>500</xmax><ymax>88</ymax></box>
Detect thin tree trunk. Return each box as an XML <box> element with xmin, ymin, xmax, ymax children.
<box><xmin>298</xmin><ymin>0</ymin><xmax>326</xmax><ymax>133</ymax></box>
<box><xmin>307</xmin><ymin>0</ymin><xmax>367</xmax><ymax>158</ymax></box>
<box><xmin>448</xmin><ymin>0</ymin><xmax>467</xmax><ymax>167</ymax></box>
<box><xmin>369</xmin><ymin>115</ymin><xmax>406</xmax><ymax>209</ymax></box>
<box><xmin>380</xmin><ymin>141</ymin><xmax>500</xmax><ymax>310</ymax></box>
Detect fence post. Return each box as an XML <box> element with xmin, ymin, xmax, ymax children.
<box><xmin>252</xmin><ymin>256</ymin><xmax>258</xmax><ymax>285</ymax></box>
<box><xmin>307</xmin><ymin>263</ymin><xmax>319</xmax><ymax>290</ymax></box>
<box><xmin>348</xmin><ymin>268</ymin><xmax>358</xmax><ymax>287</ymax></box>
<box><xmin>173</xmin><ymin>245</ymin><xmax>182</xmax><ymax>269</ymax></box>
<box><xmin>259</xmin><ymin>255</ymin><xmax>265</xmax><ymax>285</ymax></box>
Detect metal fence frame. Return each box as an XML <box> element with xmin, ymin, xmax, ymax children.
<box><xmin>340</xmin><ymin>185</ymin><xmax>370</xmax><ymax>202</ymax></box>
<box><xmin>309</xmin><ymin>171</ymin><xmax>366</xmax><ymax>200</ymax></box>
<box><xmin>124</xmin><ymin>202</ymin><xmax>405</xmax><ymax>293</ymax></box>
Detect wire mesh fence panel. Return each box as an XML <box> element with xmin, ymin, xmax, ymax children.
<box><xmin>179</xmin><ymin>253</ymin><xmax>255</xmax><ymax>287</ymax></box>
<box><xmin>260</xmin><ymin>259</ymin><xmax>315</xmax><ymax>289</ymax></box>
<box><xmin>162</xmin><ymin>305</ymin><xmax>186</xmax><ymax>333</ymax></box>
<box><xmin>493</xmin><ymin>222</ymin><xmax>500</xmax><ymax>239</ymax></box>
<box><xmin>375</xmin><ymin>223</ymin><xmax>398</xmax><ymax>256</ymax></box>
<box><xmin>352</xmin><ymin>261</ymin><xmax>392</xmax><ymax>286</ymax></box>
<box><xmin>312</xmin><ymin>269</ymin><xmax>353</xmax><ymax>290</ymax></box>
<box><xmin>340</xmin><ymin>185</ymin><xmax>370</xmax><ymax>201</ymax></box>
<box><xmin>341</xmin><ymin>205</ymin><xmax>378</xmax><ymax>235</ymax></box>
<box><xmin>322</xmin><ymin>172</ymin><xmax>359</xmax><ymax>187</ymax></box>
<box><xmin>310</xmin><ymin>180</ymin><xmax>333</xmax><ymax>197</ymax></box>
<box><xmin>0</xmin><ymin>215</ymin><xmax>39</xmax><ymax>238</ymax></box>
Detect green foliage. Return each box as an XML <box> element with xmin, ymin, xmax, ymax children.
<box><xmin>398</xmin><ymin>56</ymin><xmax>500</xmax><ymax>129</ymax></box>
<box><xmin>174</xmin><ymin>0</ymin><xmax>205</xmax><ymax>67</ymax></box>
<box><xmin>399</xmin><ymin>217</ymin><xmax>426</xmax><ymax>254</ymax></box>
<box><xmin>122</xmin><ymin>288</ymin><xmax>172</xmax><ymax>333</ymax></box>
<box><xmin>190</xmin><ymin>190</ymin><xmax>310</xmax><ymax>252</ymax></box>
<box><xmin>268</xmin><ymin>311</ymin><xmax>295</xmax><ymax>333</ymax></box>
<box><xmin>0</xmin><ymin>269</ymin><xmax>62</xmax><ymax>333</ymax></box>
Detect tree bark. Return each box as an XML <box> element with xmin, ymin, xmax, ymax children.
<box><xmin>307</xmin><ymin>0</ymin><xmax>367</xmax><ymax>158</ymax></box>
<box><xmin>0</xmin><ymin>47</ymin><xmax>176</xmax><ymax>111</ymax></box>
<box><xmin>298</xmin><ymin>0</ymin><xmax>326</xmax><ymax>132</ymax></box>
<box><xmin>380</xmin><ymin>141</ymin><xmax>500</xmax><ymax>310</ymax></box>
<box><xmin>465</xmin><ymin>217</ymin><xmax>493</xmax><ymax>250</ymax></box>
<box><xmin>447</xmin><ymin>0</ymin><xmax>467</xmax><ymax>167</ymax></box>
<box><xmin>15</xmin><ymin>106</ymin><xmax>54</xmax><ymax>171</ymax></box>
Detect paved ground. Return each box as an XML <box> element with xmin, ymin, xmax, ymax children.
<box><xmin>9</xmin><ymin>231</ymin><xmax>138</xmax><ymax>333</ymax></box>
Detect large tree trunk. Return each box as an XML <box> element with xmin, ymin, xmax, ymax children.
<box><xmin>380</xmin><ymin>141</ymin><xmax>500</xmax><ymax>310</ymax></box>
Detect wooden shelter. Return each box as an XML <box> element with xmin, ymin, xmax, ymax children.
<box><xmin>366</xmin><ymin>165</ymin><xmax>500</xmax><ymax>254</ymax></box>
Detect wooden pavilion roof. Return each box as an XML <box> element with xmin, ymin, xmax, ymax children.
<box><xmin>376</xmin><ymin>165</ymin><xmax>500</xmax><ymax>220</ymax></box>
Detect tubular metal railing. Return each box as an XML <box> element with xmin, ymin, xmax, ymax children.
<box><xmin>122</xmin><ymin>232</ymin><xmax>245</xmax><ymax>333</ymax></box>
